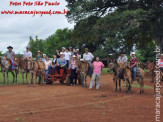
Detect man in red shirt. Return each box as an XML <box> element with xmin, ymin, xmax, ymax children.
<box><xmin>129</xmin><ymin>52</ymin><xmax>138</xmax><ymax>81</ymax></box>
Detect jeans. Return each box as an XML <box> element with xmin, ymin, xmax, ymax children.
<box><xmin>44</xmin><ymin>70</ymin><xmax>49</xmax><ymax>83</ymax></box>
<box><xmin>66</xmin><ymin>60</ymin><xmax>69</xmax><ymax>68</ymax></box>
<box><xmin>86</xmin><ymin>61</ymin><xmax>92</xmax><ymax>75</ymax></box>
<box><xmin>48</xmin><ymin>66</ymin><xmax>55</xmax><ymax>74</ymax></box>
<box><xmin>132</xmin><ymin>67</ymin><xmax>137</xmax><ymax>81</ymax></box>
<box><xmin>89</xmin><ymin>73</ymin><xmax>101</xmax><ymax>89</ymax></box>
<box><xmin>70</xmin><ymin>69</ymin><xmax>77</xmax><ymax>85</ymax></box>
<box><xmin>10</xmin><ymin>59</ymin><xmax>15</xmax><ymax>70</ymax></box>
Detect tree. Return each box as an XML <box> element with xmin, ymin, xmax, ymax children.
<box><xmin>66</xmin><ymin>0</ymin><xmax>163</xmax><ymax>52</ymax></box>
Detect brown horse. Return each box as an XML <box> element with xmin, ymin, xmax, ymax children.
<box><xmin>16</xmin><ymin>57</ymin><xmax>29</xmax><ymax>83</ymax></box>
<box><xmin>107</xmin><ymin>60</ymin><xmax>124</xmax><ymax>92</ymax></box>
<box><xmin>118</xmin><ymin>62</ymin><xmax>144</xmax><ymax>94</ymax></box>
<box><xmin>0</xmin><ymin>57</ymin><xmax>19</xmax><ymax>83</ymax></box>
<box><xmin>27</xmin><ymin>59</ymin><xmax>45</xmax><ymax>86</ymax></box>
<box><xmin>146</xmin><ymin>62</ymin><xmax>155</xmax><ymax>82</ymax></box>
<box><xmin>147</xmin><ymin>62</ymin><xmax>163</xmax><ymax>94</ymax></box>
<box><xmin>76</xmin><ymin>60</ymin><xmax>89</xmax><ymax>87</ymax></box>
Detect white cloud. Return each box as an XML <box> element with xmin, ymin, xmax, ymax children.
<box><xmin>0</xmin><ymin>0</ymin><xmax>74</xmax><ymax>54</ymax></box>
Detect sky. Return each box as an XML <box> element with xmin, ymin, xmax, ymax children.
<box><xmin>0</xmin><ymin>0</ymin><xmax>74</xmax><ymax>54</ymax></box>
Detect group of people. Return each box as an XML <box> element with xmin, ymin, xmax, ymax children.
<box><xmin>3</xmin><ymin>45</ymin><xmax>163</xmax><ymax>90</ymax></box>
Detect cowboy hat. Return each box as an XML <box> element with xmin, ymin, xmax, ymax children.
<box><xmin>120</xmin><ymin>52</ymin><xmax>125</xmax><ymax>54</ymax></box>
<box><xmin>62</xmin><ymin>47</ymin><xmax>65</xmax><ymax>50</ymax></box>
<box><xmin>7</xmin><ymin>46</ymin><xmax>13</xmax><ymax>49</ymax></box>
<box><xmin>131</xmin><ymin>52</ymin><xmax>136</xmax><ymax>55</ymax></box>
<box><xmin>26</xmin><ymin>45</ymin><xmax>30</xmax><ymax>48</ymax></box>
<box><xmin>60</xmin><ymin>52</ymin><xmax>64</xmax><ymax>55</ymax></box>
<box><xmin>37</xmin><ymin>50</ymin><xmax>41</xmax><ymax>54</ymax></box>
<box><xmin>43</xmin><ymin>54</ymin><xmax>46</xmax><ymax>57</ymax></box>
<box><xmin>73</xmin><ymin>55</ymin><xmax>76</xmax><ymax>58</ymax></box>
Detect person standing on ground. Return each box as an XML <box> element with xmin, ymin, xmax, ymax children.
<box><xmin>89</xmin><ymin>57</ymin><xmax>104</xmax><ymax>90</ymax></box>
<box><xmin>64</xmin><ymin>48</ymin><xmax>71</xmax><ymax>67</ymax></box>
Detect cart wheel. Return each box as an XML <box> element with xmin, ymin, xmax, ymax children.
<box><xmin>60</xmin><ymin>80</ymin><xmax>64</xmax><ymax>84</ymax></box>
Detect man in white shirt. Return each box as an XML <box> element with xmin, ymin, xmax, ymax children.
<box><xmin>23</xmin><ymin>45</ymin><xmax>32</xmax><ymax>60</ymax></box>
<box><xmin>117</xmin><ymin>52</ymin><xmax>128</xmax><ymax>65</ymax></box>
<box><xmin>83</xmin><ymin>48</ymin><xmax>94</xmax><ymax>75</ymax></box>
<box><xmin>64</xmin><ymin>48</ymin><xmax>71</xmax><ymax>67</ymax></box>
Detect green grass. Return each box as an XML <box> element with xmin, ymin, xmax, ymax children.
<box><xmin>122</xmin><ymin>83</ymin><xmax>153</xmax><ymax>89</ymax></box>
<box><xmin>102</xmin><ymin>68</ymin><xmax>113</xmax><ymax>74</ymax></box>
<box><xmin>0</xmin><ymin>71</ymin><xmax>30</xmax><ymax>86</ymax></box>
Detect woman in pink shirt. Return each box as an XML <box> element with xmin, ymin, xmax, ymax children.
<box><xmin>158</xmin><ymin>54</ymin><xmax>163</xmax><ymax>71</ymax></box>
<box><xmin>89</xmin><ymin>57</ymin><xmax>104</xmax><ymax>90</ymax></box>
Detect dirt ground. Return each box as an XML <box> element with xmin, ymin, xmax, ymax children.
<box><xmin>0</xmin><ymin>74</ymin><xmax>162</xmax><ymax>122</ymax></box>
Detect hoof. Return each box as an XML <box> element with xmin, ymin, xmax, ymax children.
<box><xmin>115</xmin><ymin>89</ymin><xmax>117</xmax><ymax>92</ymax></box>
<box><xmin>130</xmin><ymin>91</ymin><xmax>133</xmax><ymax>94</ymax></box>
<box><xmin>140</xmin><ymin>90</ymin><xmax>144</xmax><ymax>94</ymax></box>
<box><xmin>119</xmin><ymin>88</ymin><xmax>121</xmax><ymax>92</ymax></box>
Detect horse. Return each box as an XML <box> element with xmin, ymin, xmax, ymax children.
<box><xmin>119</xmin><ymin>62</ymin><xmax>144</xmax><ymax>94</ymax></box>
<box><xmin>16</xmin><ymin>57</ymin><xmax>29</xmax><ymax>84</ymax></box>
<box><xmin>146</xmin><ymin>62</ymin><xmax>163</xmax><ymax>94</ymax></box>
<box><xmin>27</xmin><ymin>59</ymin><xmax>45</xmax><ymax>86</ymax></box>
<box><xmin>0</xmin><ymin>57</ymin><xmax>19</xmax><ymax>83</ymax></box>
<box><xmin>146</xmin><ymin>62</ymin><xmax>155</xmax><ymax>82</ymax></box>
<box><xmin>76</xmin><ymin>60</ymin><xmax>89</xmax><ymax>87</ymax></box>
<box><xmin>107</xmin><ymin>60</ymin><xmax>124</xmax><ymax>92</ymax></box>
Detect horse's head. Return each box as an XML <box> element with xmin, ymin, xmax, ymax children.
<box><xmin>107</xmin><ymin>63</ymin><xmax>115</xmax><ymax>72</ymax></box>
<box><xmin>107</xmin><ymin>59</ymin><xmax>118</xmax><ymax>72</ymax></box>
<box><xmin>0</xmin><ymin>57</ymin><xmax>10</xmax><ymax>69</ymax></box>
<box><xmin>118</xmin><ymin>62</ymin><xmax>126</xmax><ymax>70</ymax></box>
<box><xmin>80</xmin><ymin>61</ymin><xmax>89</xmax><ymax>76</ymax></box>
<box><xmin>27</xmin><ymin>59</ymin><xmax>34</xmax><ymax>70</ymax></box>
<box><xmin>147</xmin><ymin>62</ymin><xmax>155</xmax><ymax>71</ymax></box>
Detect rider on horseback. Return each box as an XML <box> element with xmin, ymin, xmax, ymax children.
<box><xmin>129</xmin><ymin>52</ymin><xmax>138</xmax><ymax>82</ymax></box>
<box><xmin>23</xmin><ymin>45</ymin><xmax>32</xmax><ymax>60</ymax></box>
<box><xmin>5</xmin><ymin>46</ymin><xmax>16</xmax><ymax>69</ymax></box>
<box><xmin>83</xmin><ymin>48</ymin><xmax>94</xmax><ymax>76</ymax></box>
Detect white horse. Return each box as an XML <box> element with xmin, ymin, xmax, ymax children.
<box><xmin>0</xmin><ymin>57</ymin><xmax>19</xmax><ymax>84</ymax></box>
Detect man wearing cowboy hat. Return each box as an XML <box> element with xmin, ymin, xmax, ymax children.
<box><xmin>23</xmin><ymin>45</ymin><xmax>32</xmax><ymax>60</ymax></box>
<box><xmin>5</xmin><ymin>46</ymin><xmax>16</xmax><ymax>60</ymax></box>
<box><xmin>129</xmin><ymin>52</ymin><xmax>138</xmax><ymax>82</ymax></box>
<box><xmin>117</xmin><ymin>52</ymin><xmax>128</xmax><ymax>65</ymax></box>
<box><xmin>5</xmin><ymin>46</ymin><xmax>16</xmax><ymax>69</ymax></box>
<box><xmin>36</xmin><ymin>50</ymin><xmax>42</xmax><ymax>61</ymax></box>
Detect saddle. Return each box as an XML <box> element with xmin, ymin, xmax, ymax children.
<box><xmin>8</xmin><ymin>59</ymin><xmax>17</xmax><ymax>67</ymax></box>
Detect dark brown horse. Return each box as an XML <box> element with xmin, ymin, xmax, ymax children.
<box><xmin>107</xmin><ymin>60</ymin><xmax>124</xmax><ymax>92</ymax></box>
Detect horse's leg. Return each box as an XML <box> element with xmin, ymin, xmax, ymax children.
<box><xmin>11</xmin><ymin>70</ymin><xmax>15</xmax><ymax>83</ymax></box>
<box><xmin>29</xmin><ymin>72</ymin><xmax>32</xmax><ymax>87</ymax></box>
<box><xmin>15</xmin><ymin>70</ymin><xmax>17</xmax><ymax>83</ymax></box>
<box><xmin>26</xmin><ymin>72</ymin><xmax>28</xmax><ymax>83</ymax></box>
<box><xmin>85</xmin><ymin>75</ymin><xmax>87</xmax><ymax>87</ymax></box>
<box><xmin>22</xmin><ymin>72</ymin><xmax>24</xmax><ymax>84</ymax></box>
<box><xmin>115</xmin><ymin>79</ymin><xmax>117</xmax><ymax>92</ymax></box>
<box><xmin>33</xmin><ymin>72</ymin><xmax>36</xmax><ymax>87</ymax></box>
<box><xmin>7</xmin><ymin>71</ymin><xmax>9</xmax><ymax>84</ymax></box>
<box><xmin>3</xmin><ymin>71</ymin><xmax>5</xmax><ymax>83</ymax></box>
<box><xmin>119</xmin><ymin>79</ymin><xmax>121</xmax><ymax>92</ymax></box>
